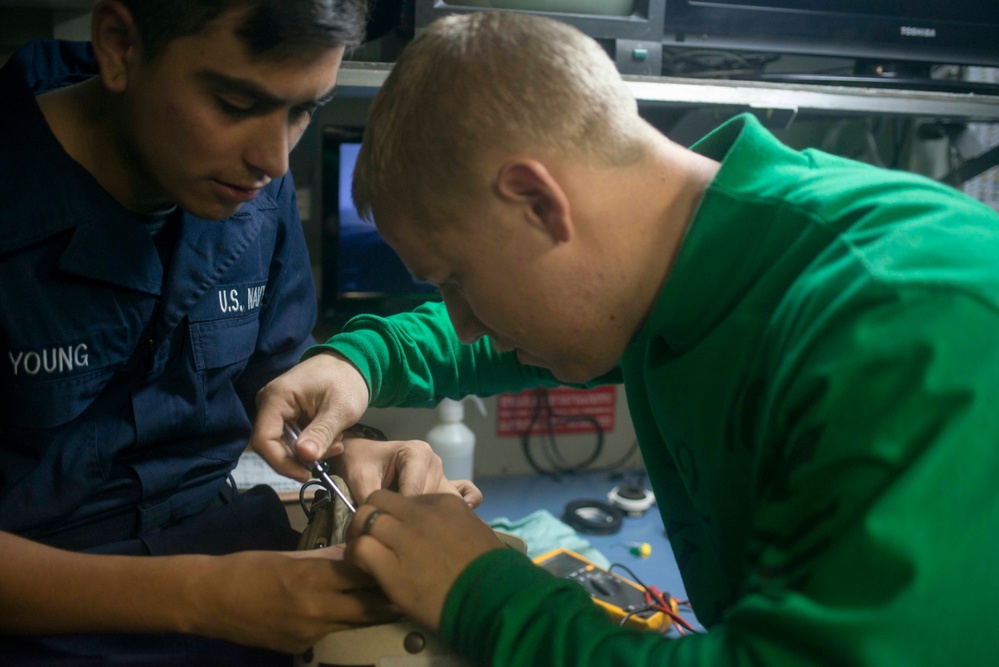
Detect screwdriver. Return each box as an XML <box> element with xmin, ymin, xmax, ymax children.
<box><xmin>282</xmin><ymin>421</ymin><xmax>356</xmax><ymax>514</ymax></box>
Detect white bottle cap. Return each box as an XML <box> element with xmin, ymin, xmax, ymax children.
<box><xmin>439</xmin><ymin>398</ymin><xmax>464</xmax><ymax>422</ymax></box>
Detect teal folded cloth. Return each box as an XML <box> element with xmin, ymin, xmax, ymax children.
<box><xmin>488</xmin><ymin>509</ymin><xmax>611</xmax><ymax>569</ymax></box>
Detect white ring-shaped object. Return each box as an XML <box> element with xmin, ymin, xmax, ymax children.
<box><xmin>607</xmin><ymin>485</ymin><xmax>656</xmax><ymax>517</ymax></box>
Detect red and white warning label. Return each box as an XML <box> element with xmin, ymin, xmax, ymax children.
<box><xmin>496</xmin><ymin>386</ymin><xmax>616</xmax><ymax>437</ymax></box>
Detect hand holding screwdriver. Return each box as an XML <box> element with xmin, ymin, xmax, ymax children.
<box><xmin>283</xmin><ymin>421</ymin><xmax>356</xmax><ymax>514</ymax></box>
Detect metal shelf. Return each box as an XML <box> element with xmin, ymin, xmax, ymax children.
<box><xmin>336</xmin><ymin>61</ymin><xmax>999</xmax><ymax>123</ymax></box>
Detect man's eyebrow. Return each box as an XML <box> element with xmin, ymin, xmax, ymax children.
<box><xmin>197</xmin><ymin>70</ymin><xmax>335</xmax><ymax>107</ymax></box>
<box><xmin>198</xmin><ymin>70</ymin><xmax>282</xmax><ymax>105</ymax></box>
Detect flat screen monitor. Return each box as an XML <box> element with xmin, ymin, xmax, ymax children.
<box><xmin>320</xmin><ymin>127</ymin><xmax>440</xmax><ymax>328</ymax></box>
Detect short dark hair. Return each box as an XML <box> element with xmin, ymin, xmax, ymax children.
<box><xmin>119</xmin><ymin>0</ymin><xmax>369</xmax><ymax>61</ymax></box>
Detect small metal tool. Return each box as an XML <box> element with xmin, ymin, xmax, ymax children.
<box><xmin>283</xmin><ymin>421</ymin><xmax>356</xmax><ymax>514</ymax></box>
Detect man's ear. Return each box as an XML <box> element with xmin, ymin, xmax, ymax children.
<box><xmin>494</xmin><ymin>159</ymin><xmax>573</xmax><ymax>243</ymax></box>
<box><xmin>90</xmin><ymin>0</ymin><xmax>141</xmax><ymax>93</ymax></box>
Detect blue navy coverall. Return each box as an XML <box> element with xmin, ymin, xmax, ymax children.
<box><xmin>0</xmin><ymin>40</ymin><xmax>316</xmax><ymax>664</ymax></box>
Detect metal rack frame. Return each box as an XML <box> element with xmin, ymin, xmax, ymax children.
<box><xmin>333</xmin><ymin>61</ymin><xmax>999</xmax><ymax>182</ymax></box>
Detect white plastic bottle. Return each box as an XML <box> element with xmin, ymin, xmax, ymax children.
<box><xmin>426</xmin><ymin>398</ymin><xmax>476</xmax><ymax>481</ymax></box>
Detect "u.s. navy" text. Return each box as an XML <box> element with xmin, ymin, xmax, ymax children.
<box><xmin>217</xmin><ymin>284</ymin><xmax>266</xmax><ymax>314</ymax></box>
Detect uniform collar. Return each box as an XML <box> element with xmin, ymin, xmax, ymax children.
<box><xmin>156</xmin><ymin>193</ymin><xmax>275</xmax><ymax>333</ymax></box>
<box><xmin>0</xmin><ymin>42</ymin><xmax>103</xmax><ymax>256</ymax></box>
<box><xmin>634</xmin><ymin>113</ymin><xmax>809</xmax><ymax>355</ymax></box>
<box><xmin>52</xmin><ymin>187</ymin><xmax>276</xmax><ymax>301</ymax></box>
<box><xmin>0</xmin><ymin>39</ymin><xmax>151</xmax><ymax>269</ymax></box>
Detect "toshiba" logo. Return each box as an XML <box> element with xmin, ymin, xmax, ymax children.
<box><xmin>900</xmin><ymin>26</ymin><xmax>936</xmax><ymax>38</ymax></box>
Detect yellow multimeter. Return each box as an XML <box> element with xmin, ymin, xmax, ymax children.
<box><xmin>532</xmin><ymin>548</ymin><xmax>671</xmax><ymax>632</ymax></box>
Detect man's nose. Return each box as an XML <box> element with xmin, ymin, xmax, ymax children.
<box><xmin>244</xmin><ymin>113</ymin><xmax>291</xmax><ymax>179</ymax></box>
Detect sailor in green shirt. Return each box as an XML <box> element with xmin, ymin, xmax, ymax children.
<box><xmin>252</xmin><ymin>11</ymin><xmax>999</xmax><ymax>666</ymax></box>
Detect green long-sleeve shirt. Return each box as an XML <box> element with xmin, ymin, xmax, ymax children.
<box><xmin>313</xmin><ymin>114</ymin><xmax>999</xmax><ymax>665</ymax></box>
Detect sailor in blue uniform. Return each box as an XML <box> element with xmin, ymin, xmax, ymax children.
<box><xmin>0</xmin><ymin>2</ymin><xmax>472</xmax><ymax>664</ymax></box>
<box><xmin>0</xmin><ymin>37</ymin><xmax>316</xmax><ymax>555</ymax></box>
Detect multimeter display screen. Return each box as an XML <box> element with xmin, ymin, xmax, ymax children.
<box><xmin>539</xmin><ymin>552</ymin><xmax>588</xmax><ymax>579</ymax></box>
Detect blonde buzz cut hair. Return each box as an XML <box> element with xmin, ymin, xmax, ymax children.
<box><xmin>352</xmin><ymin>10</ymin><xmax>647</xmax><ymax>225</ymax></box>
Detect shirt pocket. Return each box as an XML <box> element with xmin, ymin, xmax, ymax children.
<box><xmin>187</xmin><ymin>278</ymin><xmax>267</xmax><ymax>375</ymax></box>
<box><xmin>2</xmin><ymin>325</ymin><xmax>134</xmax><ymax>429</ymax></box>
<box><xmin>185</xmin><ymin>313</ymin><xmax>261</xmax><ymax>441</ymax></box>
<box><xmin>188</xmin><ymin>314</ymin><xmax>260</xmax><ymax>371</ymax></box>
